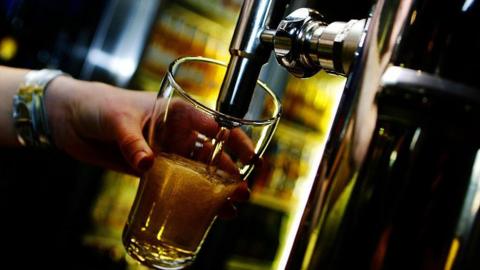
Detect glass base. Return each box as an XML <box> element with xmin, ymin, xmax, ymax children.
<box><xmin>124</xmin><ymin>237</ymin><xmax>196</xmax><ymax>269</ymax></box>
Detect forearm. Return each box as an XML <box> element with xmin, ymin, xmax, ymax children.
<box><xmin>0</xmin><ymin>66</ymin><xmax>29</xmax><ymax>147</ymax></box>
<box><xmin>0</xmin><ymin>64</ymin><xmax>154</xmax><ymax>173</ymax></box>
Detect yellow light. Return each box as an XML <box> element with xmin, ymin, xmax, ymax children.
<box><xmin>444</xmin><ymin>238</ymin><xmax>460</xmax><ymax>270</ymax></box>
<box><xmin>410</xmin><ymin>10</ymin><xmax>417</xmax><ymax>25</ymax></box>
<box><xmin>273</xmin><ymin>140</ymin><xmax>325</xmax><ymax>270</ymax></box>
<box><xmin>389</xmin><ymin>150</ymin><xmax>398</xmax><ymax>168</ymax></box>
<box><xmin>0</xmin><ymin>36</ymin><xmax>18</xmax><ymax>61</ymax></box>
<box><xmin>301</xmin><ymin>173</ymin><xmax>358</xmax><ymax>269</ymax></box>
<box><xmin>273</xmin><ymin>75</ymin><xmax>346</xmax><ymax>270</ymax></box>
<box><xmin>379</xmin><ymin>128</ymin><xmax>385</xmax><ymax>136</ymax></box>
<box><xmin>143</xmin><ymin>202</ymin><xmax>156</xmax><ymax>231</ymax></box>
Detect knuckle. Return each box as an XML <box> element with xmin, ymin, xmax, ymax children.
<box><xmin>119</xmin><ymin>134</ymin><xmax>143</xmax><ymax>151</ymax></box>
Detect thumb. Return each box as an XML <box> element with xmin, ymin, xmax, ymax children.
<box><xmin>115</xmin><ymin>117</ymin><xmax>154</xmax><ymax>173</ymax></box>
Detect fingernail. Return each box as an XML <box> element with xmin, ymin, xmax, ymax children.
<box><xmin>135</xmin><ymin>151</ymin><xmax>153</xmax><ymax>172</ymax></box>
<box><xmin>231</xmin><ymin>181</ymin><xmax>250</xmax><ymax>202</ymax></box>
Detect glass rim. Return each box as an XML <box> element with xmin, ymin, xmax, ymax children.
<box><xmin>166</xmin><ymin>56</ymin><xmax>282</xmax><ymax>127</ymax></box>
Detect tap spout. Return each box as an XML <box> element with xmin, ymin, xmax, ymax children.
<box><xmin>217</xmin><ymin>0</ymin><xmax>289</xmax><ymax>118</ymax></box>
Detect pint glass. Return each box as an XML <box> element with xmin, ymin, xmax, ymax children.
<box><xmin>122</xmin><ymin>56</ymin><xmax>281</xmax><ymax>269</ymax></box>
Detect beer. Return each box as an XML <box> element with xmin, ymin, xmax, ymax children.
<box><xmin>123</xmin><ymin>152</ymin><xmax>241</xmax><ymax>269</ymax></box>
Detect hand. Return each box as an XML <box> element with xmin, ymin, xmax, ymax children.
<box><xmin>45</xmin><ymin>76</ymin><xmax>155</xmax><ymax>175</ymax></box>
<box><xmin>45</xmin><ymin>77</ymin><xmax>252</xmax><ymax>217</ymax></box>
<box><xmin>153</xmin><ymin>98</ymin><xmax>257</xmax><ymax>177</ymax></box>
<box><xmin>150</xmin><ymin>98</ymin><xmax>257</xmax><ymax>218</ymax></box>
<box><xmin>218</xmin><ymin>180</ymin><xmax>251</xmax><ymax>219</ymax></box>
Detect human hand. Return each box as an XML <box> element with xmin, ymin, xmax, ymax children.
<box><xmin>153</xmin><ymin>98</ymin><xmax>257</xmax><ymax>177</ymax></box>
<box><xmin>45</xmin><ymin>77</ymin><xmax>253</xmax><ymax>216</ymax></box>
<box><xmin>150</xmin><ymin>98</ymin><xmax>258</xmax><ymax>218</ymax></box>
<box><xmin>45</xmin><ymin>76</ymin><xmax>155</xmax><ymax>175</ymax></box>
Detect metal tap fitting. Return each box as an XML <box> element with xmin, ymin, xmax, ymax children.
<box><xmin>261</xmin><ymin>8</ymin><xmax>366</xmax><ymax>77</ymax></box>
<box><xmin>216</xmin><ymin>0</ymin><xmax>289</xmax><ymax>119</ymax></box>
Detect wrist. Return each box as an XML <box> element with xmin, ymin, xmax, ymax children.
<box><xmin>43</xmin><ymin>75</ymin><xmax>75</xmax><ymax>148</ymax></box>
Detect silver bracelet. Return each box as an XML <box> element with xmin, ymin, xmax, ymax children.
<box><xmin>12</xmin><ymin>69</ymin><xmax>69</xmax><ymax>148</ymax></box>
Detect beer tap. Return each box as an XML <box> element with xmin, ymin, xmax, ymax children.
<box><xmin>216</xmin><ymin>0</ymin><xmax>366</xmax><ymax>118</ymax></box>
<box><xmin>219</xmin><ymin>1</ymin><xmax>480</xmax><ymax>270</ymax></box>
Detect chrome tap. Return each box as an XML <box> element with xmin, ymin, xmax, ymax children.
<box><xmin>216</xmin><ymin>0</ymin><xmax>289</xmax><ymax>118</ymax></box>
<box><xmin>216</xmin><ymin>0</ymin><xmax>366</xmax><ymax>118</ymax></box>
<box><xmin>218</xmin><ymin>1</ymin><xmax>480</xmax><ymax>270</ymax></box>
<box><xmin>261</xmin><ymin>8</ymin><xmax>365</xmax><ymax>76</ymax></box>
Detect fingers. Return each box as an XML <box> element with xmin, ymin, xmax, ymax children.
<box><xmin>230</xmin><ymin>181</ymin><xmax>250</xmax><ymax>202</ymax></box>
<box><xmin>170</xmin><ymin>100</ymin><xmax>256</xmax><ymax>162</ymax></box>
<box><xmin>114</xmin><ymin>116</ymin><xmax>154</xmax><ymax>173</ymax></box>
<box><xmin>159</xmin><ymin>98</ymin><xmax>258</xmax><ymax>176</ymax></box>
<box><xmin>66</xmin><ymin>137</ymin><xmax>139</xmax><ymax>176</ymax></box>
<box><xmin>218</xmin><ymin>181</ymin><xmax>250</xmax><ymax>219</ymax></box>
<box><xmin>168</xmin><ymin>99</ymin><xmax>219</xmax><ymax>137</ymax></box>
<box><xmin>227</xmin><ymin>127</ymin><xmax>256</xmax><ymax>164</ymax></box>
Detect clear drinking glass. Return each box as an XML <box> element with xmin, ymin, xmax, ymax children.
<box><xmin>122</xmin><ymin>56</ymin><xmax>281</xmax><ymax>269</ymax></box>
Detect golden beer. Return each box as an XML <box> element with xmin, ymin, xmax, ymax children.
<box><xmin>123</xmin><ymin>153</ymin><xmax>240</xmax><ymax>269</ymax></box>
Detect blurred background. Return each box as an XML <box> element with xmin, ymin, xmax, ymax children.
<box><xmin>0</xmin><ymin>0</ymin><xmax>372</xmax><ymax>269</ymax></box>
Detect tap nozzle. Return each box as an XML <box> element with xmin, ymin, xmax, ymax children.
<box><xmin>216</xmin><ymin>0</ymin><xmax>289</xmax><ymax>119</ymax></box>
<box><xmin>262</xmin><ymin>8</ymin><xmax>366</xmax><ymax>77</ymax></box>
<box><xmin>216</xmin><ymin>4</ymin><xmax>366</xmax><ymax>119</ymax></box>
